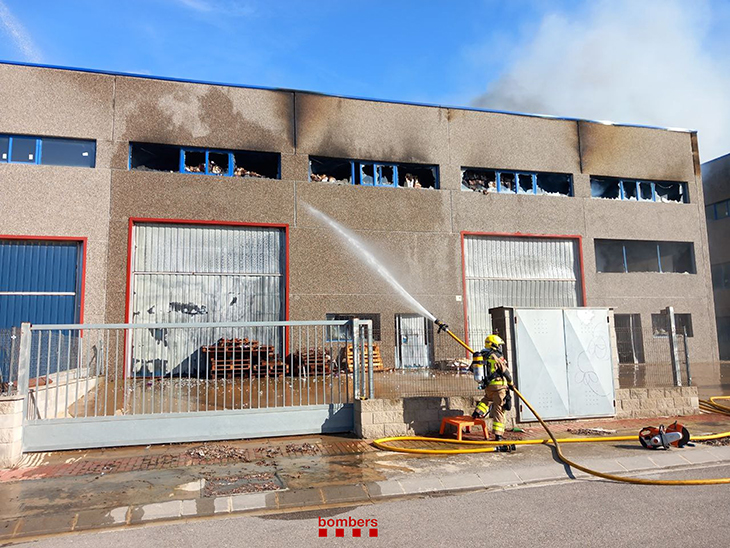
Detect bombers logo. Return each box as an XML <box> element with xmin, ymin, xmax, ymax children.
<box><xmin>318</xmin><ymin>516</ymin><xmax>379</xmax><ymax>538</ymax></box>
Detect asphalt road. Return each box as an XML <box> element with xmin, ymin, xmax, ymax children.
<box><xmin>17</xmin><ymin>464</ymin><xmax>730</xmax><ymax>548</ymax></box>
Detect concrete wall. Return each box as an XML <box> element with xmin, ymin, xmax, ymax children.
<box><xmin>0</xmin><ymin>65</ymin><xmax>114</xmax><ymax>325</ymax></box>
<box><xmin>0</xmin><ymin>62</ymin><xmax>720</xmax><ymax>380</ymax></box>
<box><xmin>614</xmin><ymin>387</ymin><xmax>698</xmax><ymax>419</ymax></box>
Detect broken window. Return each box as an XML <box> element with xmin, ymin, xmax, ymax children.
<box><xmin>591</xmin><ymin>176</ymin><xmax>687</xmax><ymax>203</ymax></box>
<box><xmin>591</xmin><ymin>177</ymin><xmax>620</xmax><ymax>199</ymax></box>
<box><xmin>379</xmin><ymin>165</ymin><xmax>395</xmax><ymax>186</ymax></box>
<box><xmin>622</xmin><ymin>180</ymin><xmax>638</xmax><ymax>201</ymax></box>
<box><xmin>399</xmin><ymin>164</ymin><xmax>438</xmax><ymax>189</ymax></box>
<box><xmin>461</xmin><ymin>169</ymin><xmax>496</xmax><ymax>193</ymax></box>
<box><xmin>130</xmin><ymin>142</ymin><xmax>280</xmax><ymax>178</ymax></box>
<box><xmin>654</xmin><ymin>182</ymin><xmax>685</xmax><ymax>203</ymax></box>
<box><xmin>183</xmin><ymin>149</ymin><xmax>206</xmax><ymax>173</ymax></box>
<box><xmin>614</xmin><ymin>314</ymin><xmax>645</xmax><ymax>363</ymax></box>
<box><xmin>536</xmin><ymin>173</ymin><xmax>572</xmax><ymax>196</ymax></box>
<box><xmin>207</xmin><ymin>152</ymin><xmax>229</xmax><ymax>175</ymax></box>
<box><xmin>639</xmin><ymin>181</ymin><xmax>653</xmax><ymax>201</ymax></box>
<box><xmin>651</xmin><ymin>313</ymin><xmax>693</xmax><ymax>337</ymax></box>
<box><xmin>309</xmin><ymin>156</ymin><xmax>352</xmax><ymax>184</ymax></box>
<box><xmin>233</xmin><ymin>150</ymin><xmax>279</xmax><ymax>179</ymax></box>
<box><xmin>595</xmin><ymin>240</ymin><xmax>695</xmax><ymax>274</ymax></box>
<box><xmin>499</xmin><ymin>172</ymin><xmax>515</xmax><ymax>193</ymax></box>
<box><xmin>130</xmin><ymin>142</ymin><xmax>180</xmax><ymax>172</ymax></box>
<box><xmin>463</xmin><ymin>168</ymin><xmax>571</xmax><ymax>196</ymax></box>
<box><xmin>658</xmin><ymin>242</ymin><xmax>695</xmax><ymax>273</ymax></box>
<box><xmin>518</xmin><ymin>173</ymin><xmax>534</xmax><ymax>194</ymax></box>
<box><xmin>360</xmin><ymin>163</ymin><xmax>375</xmax><ymax>185</ymax></box>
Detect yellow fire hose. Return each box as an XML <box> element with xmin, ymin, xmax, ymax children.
<box><xmin>373</xmin><ymin>323</ymin><xmax>730</xmax><ymax>486</ymax></box>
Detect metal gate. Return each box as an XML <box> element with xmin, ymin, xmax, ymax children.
<box><xmin>514</xmin><ymin>308</ymin><xmax>615</xmax><ymax>421</ymax></box>
<box><xmin>18</xmin><ymin>319</ymin><xmax>374</xmax><ymax>451</ymax></box>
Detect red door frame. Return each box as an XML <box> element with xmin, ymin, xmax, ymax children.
<box><xmin>460</xmin><ymin>231</ymin><xmax>587</xmax><ymax>350</ymax></box>
<box><xmin>0</xmin><ymin>234</ymin><xmax>88</xmax><ymax>325</ymax></box>
<box><xmin>125</xmin><ymin>218</ymin><xmax>291</xmax><ymax>376</ymax></box>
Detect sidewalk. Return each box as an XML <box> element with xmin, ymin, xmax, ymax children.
<box><xmin>1</xmin><ymin>413</ymin><xmax>729</xmax><ymax>544</ymax></box>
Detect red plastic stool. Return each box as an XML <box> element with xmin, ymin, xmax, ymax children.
<box><xmin>439</xmin><ymin>415</ymin><xmax>488</xmax><ymax>441</ymax></box>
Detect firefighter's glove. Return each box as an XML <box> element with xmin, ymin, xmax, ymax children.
<box><xmin>503</xmin><ymin>390</ymin><xmax>513</xmax><ymax>411</ymax></box>
<box><xmin>507</xmin><ymin>383</ymin><xmax>515</xmax><ymax>391</ymax></box>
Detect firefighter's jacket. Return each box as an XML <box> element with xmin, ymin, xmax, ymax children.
<box><xmin>480</xmin><ymin>348</ymin><xmax>513</xmax><ymax>387</ymax></box>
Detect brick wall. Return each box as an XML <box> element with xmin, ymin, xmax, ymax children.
<box><xmin>355</xmin><ymin>396</ymin><xmax>516</xmax><ymax>439</ymax></box>
<box><xmin>0</xmin><ymin>395</ymin><xmax>23</xmax><ymax>468</ymax></box>
<box><xmin>615</xmin><ymin>387</ymin><xmax>699</xmax><ymax>419</ymax></box>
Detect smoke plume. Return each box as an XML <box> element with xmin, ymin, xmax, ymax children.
<box><xmin>473</xmin><ymin>0</ymin><xmax>730</xmax><ymax>161</ymax></box>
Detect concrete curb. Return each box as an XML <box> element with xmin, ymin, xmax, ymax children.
<box><xmin>2</xmin><ymin>445</ymin><xmax>730</xmax><ymax>543</ymax></box>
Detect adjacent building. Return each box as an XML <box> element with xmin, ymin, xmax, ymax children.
<box><xmin>702</xmin><ymin>153</ymin><xmax>730</xmax><ymax>360</ymax></box>
<box><xmin>0</xmin><ymin>61</ymin><xmax>720</xmax><ymax>387</ymax></box>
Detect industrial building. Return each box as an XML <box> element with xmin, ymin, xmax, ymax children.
<box><xmin>0</xmin><ymin>61</ymin><xmax>720</xmax><ymax>390</ymax></box>
<box><xmin>702</xmin><ymin>153</ymin><xmax>730</xmax><ymax>360</ymax></box>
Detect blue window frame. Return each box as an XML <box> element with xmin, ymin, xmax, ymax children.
<box><xmin>309</xmin><ymin>156</ymin><xmax>439</xmax><ymax>189</ymax></box>
<box><xmin>595</xmin><ymin>239</ymin><xmax>695</xmax><ymax>274</ymax></box>
<box><xmin>0</xmin><ymin>134</ymin><xmax>95</xmax><ymax>167</ymax></box>
<box><xmin>130</xmin><ymin>142</ymin><xmax>281</xmax><ymax>179</ymax></box>
<box><xmin>461</xmin><ymin>168</ymin><xmax>572</xmax><ymax>196</ymax></box>
<box><xmin>591</xmin><ymin>176</ymin><xmax>687</xmax><ymax>203</ymax></box>
<box><xmin>707</xmin><ymin>199</ymin><xmax>730</xmax><ymax>221</ymax></box>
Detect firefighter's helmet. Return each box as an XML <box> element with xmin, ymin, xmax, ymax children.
<box><xmin>484</xmin><ymin>334</ymin><xmax>504</xmax><ymax>349</ymax></box>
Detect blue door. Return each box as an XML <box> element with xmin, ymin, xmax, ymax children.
<box><xmin>0</xmin><ymin>240</ymin><xmax>82</xmax><ymax>381</ymax></box>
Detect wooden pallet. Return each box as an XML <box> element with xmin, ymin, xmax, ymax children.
<box><xmin>288</xmin><ymin>349</ymin><xmax>332</xmax><ymax>376</ymax></box>
<box><xmin>346</xmin><ymin>343</ymin><xmax>384</xmax><ymax>372</ymax></box>
<box><xmin>202</xmin><ymin>338</ymin><xmax>285</xmax><ymax>377</ymax></box>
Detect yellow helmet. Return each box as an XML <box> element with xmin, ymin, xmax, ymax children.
<box><xmin>484</xmin><ymin>334</ymin><xmax>504</xmax><ymax>349</ymax></box>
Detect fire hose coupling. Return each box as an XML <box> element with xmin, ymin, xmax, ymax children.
<box><xmin>435</xmin><ymin>319</ymin><xmax>449</xmax><ymax>333</ymax></box>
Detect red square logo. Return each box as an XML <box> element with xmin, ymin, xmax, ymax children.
<box><xmin>369</xmin><ymin>528</ymin><xmax>378</xmax><ymax>537</ymax></box>
<box><xmin>335</xmin><ymin>529</ymin><xmax>344</xmax><ymax>537</ymax></box>
<box><xmin>318</xmin><ymin>529</ymin><xmax>327</xmax><ymax>537</ymax></box>
<box><xmin>353</xmin><ymin>529</ymin><xmax>362</xmax><ymax>537</ymax></box>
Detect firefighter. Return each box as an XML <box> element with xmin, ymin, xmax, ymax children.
<box><xmin>471</xmin><ymin>334</ymin><xmax>515</xmax><ymax>446</ymax></box>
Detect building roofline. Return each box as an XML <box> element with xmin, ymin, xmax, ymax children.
<box><xmin>0</xmin><ymin>59</ymin><xmax>698</xmax><ymax>135</ymax></box>
<box><xmin>701</xmin><ymin>151</ymin><xmax>730</xmax><ymax>165</ymax></box>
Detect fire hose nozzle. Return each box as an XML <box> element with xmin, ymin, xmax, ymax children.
<box><xmin>435</xmin><ymin>319</ymin><xmax>449</xmax><ymax>333</ymax></box>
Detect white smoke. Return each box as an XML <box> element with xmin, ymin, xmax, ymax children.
<box><xmin>473</xmin><ymin>0</ymin><xmax>730</xmax><ymax>161</ymax></box>
<box><xmin>0</xmin><ymin>1</ymin><xmax>42</xmax><ymax>63</ymax></box>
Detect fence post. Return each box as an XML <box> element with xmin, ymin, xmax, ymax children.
<box><xmin>352</xmin><ymin>319</ymin><xmax>361</xmax><ymax>399</ymax></box>
<box><xmin>17</xmin><ymin>323</ymin><xmax>32</xmax><ymax>422</ymax></box>
<box><xmin>366</xmin><ymin>320</ymin><xmax>374</xmax><ymax>399</ymax></box>
<box><xmin>666</xmin><ymin>306</ymin><xmax>682</xmax><ymax>387</ymax></box>
<box><xmin>683</xmin><ymin>326</ymin><xmax>692</xmax><ymax>386</ymax></box>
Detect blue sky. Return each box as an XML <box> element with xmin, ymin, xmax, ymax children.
<box><xmin>2</xmin><ymin>0</ymin><xmax>730</xmax><ymax>159</ymax></box>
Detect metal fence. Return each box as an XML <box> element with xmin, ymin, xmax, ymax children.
<box><xmin>18</xmin><ymin>320</ymin><xmax>374</xmax><ymax>421</ymax></box>
<box><xmin>0</xmin><ymin>327</ymin><xmax>19</xmax><ymax>395</ymax></box>
<box><xmin>374</xmin><ymin>328</ymin><xmax>486</xmax><ymax>398</ymax></box>
<box><xmin>616</xmin><ymin>326</ymin><xmax>690</xmax><ymax>388</ymax></box>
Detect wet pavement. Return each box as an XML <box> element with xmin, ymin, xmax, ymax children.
<box><xmin>1</xmin><ymin>413</ymin><xmax>730</xmax><ymax>544</ymax></box>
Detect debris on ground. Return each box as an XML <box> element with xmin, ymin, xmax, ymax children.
<box><xmin>255</xmin><ymin>446</ymin><xmax>282</xmax><ymax>458</ymax></box>
<box><xmin>285</xmin><ymin>443</ymin><xmax>319</xmax><ymax>455</ymax></box>
<box><xmin>185</xmin><ymin>443</ymin><xmax>251</xmax><ymax>462</ymax></box>
<box><xmin>203</xmin><ymin>473</ymin><xmax>282</xmax><ymax>497</ymax></box>
<box><xmin>700</xmin><ymin>437</ymin><xmax>730</xmax><ymax>446</ymax></box>
<box><xmin>567</xmin><ymin>427</ymin><xmax>617</xmax><ymax>436</ymax></box>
